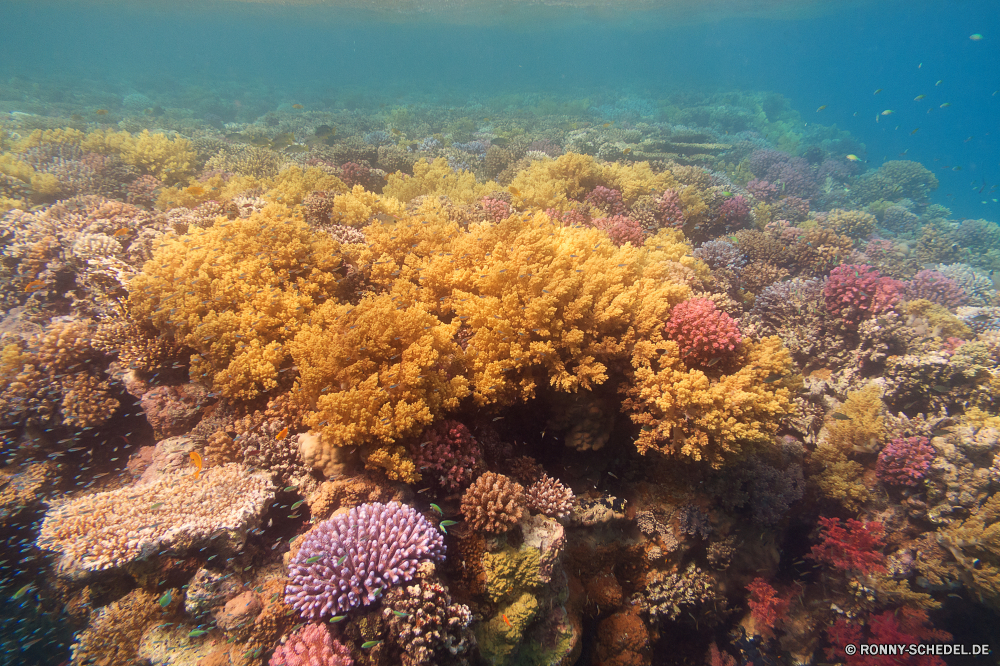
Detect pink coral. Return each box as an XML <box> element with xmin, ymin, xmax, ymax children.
<box><xmin>746</xmin><ymin>179</ymin><xmax>779</xmax><ymax>203</ymax></box>
<box><xmin>480</xmin><ymin>196</ymin><xmax>512</xmax><ymax>224</ymax></box>
<box><xmin>339</xmin><ymin>162</ymin><xmax>375</xmax><ymax>190</ymax></box>
<box><xmin>270</xmin><ymin>623</ymin><xmax>352</xmax><ymax>666</ymax></box>
<box><xmin>876</xmin><ymin>436</ymin><xmax>934</xmax><ymax>487</ymax></box>
<box><xmin>592</xmin><ymin>214</ymin><xmax>644</xmax><ymax>246</ymax></box>
<box><xmin>410</xmin><ymin>420</ymin><xmax>481</xmax><ymax>490</ymax></box>
<box><xmin>585</xmin><ymin>186</ymin><xmax>626</xmax><ymax>216</ymax></box>
<box><xmin>655</xmin><ymin>189</ymin><xmax>685</xmax><ymax>229</ymax></box>
<box><xmin>904</xmin><ymin>269</ymin><xmax>967</xmax><ymax>308</ymax></box>
<box><xmin>664</xmin><ymin>297</ymin><xmax>742</xmax><ymax>366</ymax></box>
<box><xmin>823</xmin><ymin>264</ymin><xmax>901</xmax><ymax>326</ymax></box>
<box><xmin>716</xmin><ymin>194</ymin><xmax>751</xmax><ymax>230</ymax></box>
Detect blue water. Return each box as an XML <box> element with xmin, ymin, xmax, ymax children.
<box><xmin>2</xmin><ymin>0</ymin><xmax>997</xmax><ymax>223</ymax></box>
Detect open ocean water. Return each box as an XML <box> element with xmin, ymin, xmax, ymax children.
<box><xmin>1</xmin><ymin>0</ymin><xmax>999</xmax><ymax>664</ymax></box>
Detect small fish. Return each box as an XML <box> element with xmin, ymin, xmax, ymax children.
<box><xmin>931</xmin><ymin>384</ymin><xmax>950</xmax><ymax>393</ymax></box>
<box><xmin>362</xmin><ymin>640</ymin><xmax>383</xmax><ymax>649</ymax></box>
<box><xmin>429</xmin><ymin>503</ymin><xmax>443</xmax><ymax>515</ymax></box>
<box><xmin>602</xmin><ymin>122</ymin><xmax>612</xmax><ymax>127</ymax></box>
<box><xmin>874</xmin><ymin>88</ymin><xmax>883</xmax><ymax>94</ymax></box>
<box><xmin>189</xmin><ymin>451</ymin><xmax>203</xmax><ymax>480</ymax></box>
<box><xmin>762</xmin><ymin>373</ymin><xmax>783</xmax><ymax>383</ymax></box>
<box><xmin>11</xmin><ymin>583</ymin><xmax>32</xmax><ymax>600</ymax></box>
<box><xmin>914</xmin><ymin>94</ymin><xmax>926</xmax><ymax>101</ymax></box>
<box><xmin>721</xmin><ymin>191</ymin><xmax>732</xmax><ymax>197</ymax></box>
<box><xmin>158</xmin><ymin>590</ymin><xmax>172</xmax><ymax>608</ymax></box>
<box><xmin>283</xmin><ymin>486</ymin><xmax>298</xmax><ymax>492</ymax></box>
<box><xmin>439</xmin><ymin>519</ymin><xmax>459</xmax><ymax>534</ymax></box>
<box><xmin>845</xmin><ymin>154</ymin><xmax>861</xmax><ymax>162</ymax></box>
<box><xmin>305</xmin><ymin>555</ymin><xmax>323</xmax><ymax>564</ymax></box>
<box><xmin>275</xmin><ymin>426</ymin><xmax>289</xmax><ymax>440</ymax></box>
<box><xmin>392</xmin><ymin>610</ymin><xmax>410</xmax><ymax>617</ymax></box>
<box><xmin>329</xmin><ymin>615</ymin><xmax>347</xmax><ymax>623</ymax></box>
<box><xmin>952</xmin><ymin>166</ymin><xmax>963</xmax><ymax>171</ymax></box>
<box><xmin>95</xmin><ymin>109</ymin><xmax>108</xmax><ymax>115</ymax></box>
<box><xmin>705</xmin><ymin>357</ymin><xmax>721</xmax><ymax>367</ymax></box>
<box><xmin>910</xmin><ymin>128</ymin><xmax>920</xmax><ymax>135</ymax></box>
<box><xmin>337</xmin><ymin>554</ymin><xmax>347</xmax><ymax>566</ymax></box>
<box><xmin>970</xmin><ymin>33</ymin><xmax>983</xmax><ymax>41</ymax></box>
<box><xmin>291</xmin><ymin>500</ymin><xmax>305</xmax><ymax>510</ymax></box>
<box><xmin>502</xmin><ymin>613</ymin><xmax>513</xmax><ymax>628</ymax></box>
<box><xmin>931</xmin><ymin>427</ymin><xmax>952</xmax><ymax>437</ymax></box>
<box><xmin>831</xmin><ymin>412</ymin><xmax>852</xmax><ymax>421</ymax></box>
<box><xmin>816</xmin><ymin>105</ymin><xmax>827</xmax><ymax>111</ymax></box>
<box><xmin>113</xmin><ymin>227</ymin><xmax>130</xmax><ymax>237</ymax></box>
<box><xmin>880</xmin><ymin>109</ymin><xmax>895</xmax><ymax>116</ymax></box>
<box><xmin>936</xmin><ymin>80</ymin><xmax>943</xmax><ymax>86</ymax></box>
<box><xmin>151</xmin><ymin>502</ymin><xmax>164</xmax><ymax>510</ymax></box>
<box><xmin>188</xmin><ymin>629</ymin><xmax>209</xmax><ymax>637</ymax></box>
<box><xmin>292</xmin><ymin>103</ymin><xmax>303</xmax><ymax>109</ymax></box>
<box><xmin>24</xmin><ymin>279</ymin><xmax>46</xmax><ymax>293</ymax></box>
<box><xmin>940</xmin><ymin>102</ymin><xmax>951</xmax><ymax>108</ymax></box>
<box><xmin>508</xmin><ymin>186</ymin><xmax>521</xmax><ymax>197</ymax></box>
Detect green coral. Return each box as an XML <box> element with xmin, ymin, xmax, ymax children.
<box><xmin>476</xmin><ymin>592</ymin><xmax>539</xmax><ymax>666</ymax></box>
<box><xmin>483</xmin><ymin>547</ymin><xmax>543</xmax><ymax>603</ymax></box>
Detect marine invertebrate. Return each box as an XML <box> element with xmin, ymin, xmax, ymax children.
<box><xmin>591</xmin><ymin>214</ymin><xmax>644</xmax><ymax>246</ymax></box>
<box><xmin>381</xmin><ymin>578</ymin><xmax>474</xmax><ymax>666</ymax></box>
<box><xmin>269</xmin><ymin>624</ymin><xmax>352</xmax><ymax>666</ymax></box>
<box><xmin>904</xmin><ymin>269</ymin><xmax>967</xmax><ymax>308</ymax></box>
<box><xmin>877</xmin><ymin>436</ymin><xmax>934</xmax><ymax>487</ymax></box>
<box><xmin>383</xmin><ymin>157</ymin><xmax>498</xmax><ymax>205</ymax></box>
<box><xmin>637</xmin><ymin>562</ymin><xmax>720</xmax><ymax>623</ymax></box>
<box><xmin>525</xmin><ymin>474</ymin><xmax>574</xmax><ymax>518</ymax></box>
<box><xmin>284</xmin><ymin>501</ymin><xmax>445</xmax><ymax>619</ymax></box>
<box><xmin>822</xmin><ymin>208</ymin><xmax>876</xmax><ymax>240</ymax></box>
<box><xmin>584</xmin><ymin>185</ymin><xmax>626</xmax><ymax>216</ymax></box>
<box><xmin>854</xmin><ymin>160</ymin><xmax>939</xmax><ymax>204</ymax></box>
<box><xmin>746</xmin><ymin>578</ymin><xmax>791</xmax><ymax>639</ymax></box>
<box><xmin>624</xmin><ymin>336</ymin><xmax>797</xmax><ymax>467</ymax></box>
<box><xmin>410</xmin><ymin>420</ymin><xmax>481</xmax><ymax>490</ymax></box>
<box><xmin>663</xmin><ymin>297</ymin><xmax>742</xmax><ymax>366</ymax></box>
<box><xmin>808</xmin><ymin>516</ymin><xmax>887</xmax><ymax>575</ymax></box>
<box><xmin>81</xmin><ymin>129</ymin><xmax>197</xmax><ymax>185</ymax></box>
<box><xmin>823</xmin><ymin>264</ymin><xmax>901</xmax><ymax>326</ymax></box>
<box><xmin>460</xmin><ymin>471</ymin><xmax>525</xmax><ymax>534</ymax></box>
<box><xmin>38</xmin><ymin>464</ymin><xmax>274</xmax><ymax>574</ymax></box>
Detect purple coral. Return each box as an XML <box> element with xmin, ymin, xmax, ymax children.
<box><xmin>411</xmin><ymin>420</ymin><xmax>481</xmax><ymax>490</ymax></box>
<box><xmin>877</xmin><ymin>436</ymin><xmax>935</xmax><ymax>487</ymax></box>
<box><xmin>716</xmin><ymin>194</ymin><xmax>751</xmax><ymax>231</ymax></box>
<box><xmin>749</xmin><ymin>149</ymin><xmax>819</xmax><ymax>200</ymax></box>
<box><xmin>823</xmin><ymin>264</ymin><xmax>902</xmax><ymax>326</ymax></box>
<box><xmin>285</xmin><ymin>502</ymin><xmax>445</xmax><ymax>619</ymax></box>
<box><xmin>270</xmin><ymin>623</ymin><xmax>353</xmax><ymax>666</ymax></box>
<box><xmin>904</xmin><ymin>270</ymin><xmax>967</xmax><ymax>308</ymax></box>
<box><xmin>747</xmin><ymin>179</ymin><xmax>779</xmax><ymax>203</ymax></box>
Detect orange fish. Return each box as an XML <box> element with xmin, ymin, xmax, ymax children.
<box><xmin>113</xmin><ymin>227</ymin><xmax>130</xmax><ymax>237</ymax></box>
<box><xmin>276</xmin><ymin>426</ymin><xmax>289</xmax><ymax>440</ymax></box>
<box><xmin>623</xmin><ymin>148</ymin><xmax>631</xmax><ymax>154</ymax></box>
<box><xmin>95</xmin><ymin>109</ymin><xmax>108</xmax><ymax>115</ymax></box>
<box><xmin>190</xmin><ymin>451</ymin><xmax>203</xmax><ymax>479</ymax></box>
<box><xmin>24</xmin><ymin>279</ymin><xmax>45</xmax><ymax>293</ymax></box>
<box><xmin>292</xmin><ymin>104</ymin><xmax>303</xmax><ymax>109</ymax></box>
<box><xmin>508</xmin><ymin>186</ymin><xmax>521</xmax><ymax>197</ymax></box>
<box><xmin>502</xmin><ymin>614</ymin><xmax>512</xmax><ymax>628</ymax></box>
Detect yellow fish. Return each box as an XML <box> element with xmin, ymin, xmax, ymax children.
<box><xmin>276</xmin><ymin>426</ymin><xmax>289</xmax><ymax>440</ymax></box>
<box><xmin>623</xmin><ymin>147</ymin><xmax>631</xmax><ymax>154</ymax></box>
<box><xmin>24</xmin><ymin>279</ymin><xmax>45</xmax><ymax>293</ymax></box>
<box><xmin>602</xmin><ymin>122</ymin><xmax>612</xmax><ymax>128</ymax></box>
<box><xmin>508</xmin><ymin>185</ymin><xmax>521</xmax><ymax>197</ymax></box>
<box><xmin>845</xmin><ymin>154</ymin><xmax>861</xmax><ymax>162</ymax></box>
<box><xmin>95</xmin><ymin>109</ymin><xmax>108</xmax><ymax>115</ymax></box>
<box><xmin>113</xmin><ymin>227</ymin><xmax>130</xmax><ymax>237</ymax></box>
<box><xmin>940</xmin><ymin>102</ymin><xmax>951</xmax><ymax>108</ymax></box>
<box><xmin>190</xmin><ymin>451</ymin><xmax>203</xmax><ymax>480</ymax></box>
<box><xmin>914</xmin><ymin>94</ymin><xmax>926</xmax><ymax>101</ymax></box>
<box><xmin>880</xmin><ymin>109</ymin><xmax>895</xmax><ymax>115</ymax></box>
<box><xmin>292</xmin><ymin>104</ymin><xmax>303</xmax><ymax>109</ymax></box>
<box><xmin>816</xmin><ymin>105</ymin><xmax>827</xmax><ymax>111</ymax></box>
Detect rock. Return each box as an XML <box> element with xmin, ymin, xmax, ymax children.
<box><xmin>140</xmin><ymin>384</ymin><xmax>213</xmax><ymax>439</ymax></box>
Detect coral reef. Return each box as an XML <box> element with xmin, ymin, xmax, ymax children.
<box><xmin>461</xmin><ymin>471</ymin><xmax>526</xmax><ymax>534</ymax></box>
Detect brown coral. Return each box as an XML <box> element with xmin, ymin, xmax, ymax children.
<box><xmin>460</xmin><ymin>471</ymin><xmax>525</xmax><ymax>534</ymax></box>
<box><xmin>526</xmin><ymin>474</ymin><xmax>574</xmax><ymax>518</ymax></box>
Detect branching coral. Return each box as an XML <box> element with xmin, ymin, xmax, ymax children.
<box><xmin>877</xmin><ymin>436</ymin><xmax>934</xmax><ymax>487</ymax></box>
<box><xmin>623</xmin><ymin>335</ymin><xmax>797</xmax><ymax>467</ymax></box>
<box><xmin>460</xmin><ymin>471</ymin><xmax>525</xmax><ymax>534</ymax></box>
<box><xmin>383</xmin><ymin>157</ymin><xmax>498</xmax><ymax>204</ymax></box>
<box><xmin>81</xmin><ymin>129</ymin><xmax>197</xmax><ymax>185</ymax></box>
<box><xmin>808</xmin><ymin>516</ymin><xmax>887</xmax><ymax>574</ymax></box>
<box><xmin>129</xmin><ymin>203</ymin><xmax>350</xmax><ymax>401</ymax></box>
<box><xmin>525</xmin><ymin>474</ymin><xmax>574</xmax><ymax>518</ymax></box>
<box><xmin>269</xmin><ymin>623</ymin><xmax>353</xmax><ymax>666</ymax></box>
<box><xmin>410</xmin><ymin>420</ymin><xmax>481</xmax><ymax>490</ymax></box>
<box><xmin>663</xmin><ymin>297</ymin><xmax>742</xmax><ymax>367</ymax></box>
<box><xmin>381</xmin><ymin>577</ymin><xmax>474</xmax><ymax>666</ymax></box>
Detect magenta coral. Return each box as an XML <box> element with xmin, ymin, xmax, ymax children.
<box><xmin>823</xmin><ymin>264</ymin><xmax>901</xmax><ymax>326</ymax></box>
<box><xmin>655</xmin><ymin>189</ymin><xmax>685</xmax><ymax>229</ymax></box>
<box><xmin>876</xmin><ymin>436</ymin><xmax>934</xmax><ymax>487</ymax></box>
<box><xmin>904</xmin><ymin>269</ymin><xmax>967</xmax><ymax>308</ymax></box>
<box><xmin>808</xmin><ymin>516</ymin><xmax>886</xmax><ymax>575</ymax></box>
<box><xmin>664</xmin><ymin>298</ymin><xmax>742</xmax><ymax>366</ymax></box>
<box><xmin>746</xmin><ymin>179</ymin><xmax>779</xmax><ymax>203</ymax></box>
<box><xmin>339</xmin><ymin>162</ymin><xmax>375</xmax><ymax>190</ymax></box>
<box><xmin>585</xmin><ymin>186</ymin><xmax>626</xmax><ymax>216</ymax></box>
<box><xmin>480</xmin><ymin>196</ymin><xmax>512</xmax><ymax>224</ymax></box>
<box><xmin>270</xmin><ymin>623</ymin><xmax>353</xmax><ymax>666</ymax></box>
<box><xmin>592</xmin><ymin>214</ymin><xmax>644</xmax><ymax>246</ymax></box>
<box><xmin>410</xmin><ymin>420</ymin><xmax>481</xmax><ymax>490</ymax></box>
<box><xmin>716</xmin><ymin>194</ymin><xmax>751</xmax><ymax>230</ymax></box>
<box><xmin>285</xmin><ymin>502</ymin><xmax>445</xmax><ymax>619</ymax></box>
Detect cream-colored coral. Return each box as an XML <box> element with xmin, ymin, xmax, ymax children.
<box><xmin>38</xmin><ymin>464</ymin><xmax>274</xmax><ymax>574</ymax></box>
<box><xmin>460</xmin><ymin>472</ymin><xmax>525</xmax><ymax>534</ymax></box>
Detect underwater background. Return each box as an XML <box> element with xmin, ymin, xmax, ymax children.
<box><xmin>1</xmin><ymin>0</ymin><xmax>1000</xmax><ymax>664</ymax></box>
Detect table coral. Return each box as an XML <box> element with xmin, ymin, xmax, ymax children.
<box><xmin>284</xmin><ymin>501</ymin><xmax>445</xmax><ymax>619</ymax></box>
<box><xmin>624</xmin><ymin>335</ymin><xmax>797</xmax><ymax>467</ymax></box>
<box><xmin>129</xmin><ymin>203</ymin><xmax>350</xmax><ymax>401</ymax></box>
<box><xmin>38</xmin><ymin>464</ymin><xmax>274</xmax><ymax>575</ymax></box>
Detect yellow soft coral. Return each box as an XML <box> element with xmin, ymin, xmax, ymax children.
<box><xmin>623</xmin><ymin>335</ymin><xmax>798</xmax><ymax>467</ymax></box>
<box><xmin>82</xmin><ymin>129</ymin><xmax>196</xmax><ymax>184</ymax></box>
<box><xmin>383</xmin><ymin>157</ymin><xmax>498</xmax><ymax>204</ymax></box>
<box><xmin>129</xmin><ymin>203</ymin><xmax>350</xmax><ymax>400</ymax></box>
<box><xmin>13</xmin><ymin>128</ymin><xmax>85</xmax><ymax>150</ymax></box>
<box><xmin>506</xmin><ymin>152</ymin><xmax>603</xmax><ymax>211</ymax></box>
<box><xmin>265</xmin><ymin>165</ymin><xmax>347</xmax><ymax>207</ymax></box>
<box><xmin>328</xmin><ymin>185</ymin><xmax>406</xmax><ymax>227</ymax></box>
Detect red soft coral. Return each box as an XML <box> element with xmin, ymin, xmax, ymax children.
<box><xmin>808</xmin><ymin>516</ymin><xmax>887</xmax><ymax>574</ymax></box>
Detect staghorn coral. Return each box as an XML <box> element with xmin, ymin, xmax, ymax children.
<box><xmin>381</xmin><ymin>576</ymin><xmax>474</xmax><ymax>666</ymax></box>
<box><xmin>624</xmin><ymin>335</ymin><xmax>797</xmax><ymax>467</ymax></box>
<box><xmin>38</xmin><ymin>464</ymin><xmax>274</xmax><ymax>575</ymax></box>
<box><xmin>129</xmin><ymin>203</ymin><xmax>350</xmax><ymax>401</ymax></box>
<box><xmin>460</xmin><ymin>471</ymin><xmax>525</xmax><ymax>534</ymax></box>
<box><xmin>284</xmin><ymin>501</ymin><xmax>445</xmax><ymax>618</ymax></box>
<box><xmin>525</xmin><ymin>474</ymin><xmax>574</xmax><ymax>518</ymax></box>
